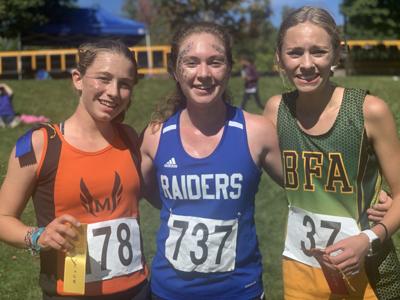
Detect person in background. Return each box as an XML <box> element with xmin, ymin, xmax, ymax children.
<box><xmin>0</xmin><ymin>40</ymin><xmax>150</xmax><ymax>300</ymax></box>
<box><xmin>264</xmin><ymin>6</ymin><xmax>400</xmax><ymax>299</ymax></box>
<box><xmin>240</xmin><ymin>56</ymin><xmax>263</xmax><ymax>110</ymax></box>
<box><xmin>0</xmin><ymin>83</ymin><xmax>21</xmax><ymax>128</ymax></box>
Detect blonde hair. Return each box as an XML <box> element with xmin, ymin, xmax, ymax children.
<box><xmin>276</xmin><ymin>6</ymin><xmax>341</xmax><ymax>62</ymax></box>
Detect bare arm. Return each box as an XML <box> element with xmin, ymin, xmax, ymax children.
<box><xmin>140</xmin><ymin>125</ymin><xmax>162</xmax><ymax>209</ymax></box>
<box><xmin>0</xmin><ymin>130</ymin><xmax>79</xmax><ymax>251</ymax></box>
<box><xmin>263</xmin><ymin>94</ymin><xmax>281</xmax><ymax>126</ymax></box>
<box><xmin>245</xmin><ymin>112</ymin><xmax>283</xmax><ymax>186</ymax></box>
<box><xmin>363</xmin><ymin>95</ymin><xmax>400</xmax><ymax>239</ymax></box>
<box><xmin>326</xmin><ymin>95</ymin><xmax>400</xmax><ymax>275</ymax></box>
<box><xmin>0</xmin><ymin>146</ymin><xmax>38</xmax><ymax>248</ymax></box>
<box><xmin>0</xmin><ymin>83</ymin><xmax>13</xmax><ymax>96</ymax></box>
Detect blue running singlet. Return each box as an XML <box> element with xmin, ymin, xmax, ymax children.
<box><xmin>151</xmin><ymin>105</ymin><xmax>264</xmax><ymax>300</ymax></box>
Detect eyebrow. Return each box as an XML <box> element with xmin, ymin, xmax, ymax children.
<box><xmin>88</xmin><ymin>71</ymin><xmax>135</xmax><ymax>82</ymax></box>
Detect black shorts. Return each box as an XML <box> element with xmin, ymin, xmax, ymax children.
<box><xmin>42</xmin><ymin>279</ymin><xmax>150</xmax><ymax>300</ymax></box>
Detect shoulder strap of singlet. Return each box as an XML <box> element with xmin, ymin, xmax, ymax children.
<box><xmin>15</xmin><ymin>123</ymin><xmax>61</xmax><ymax>169</ymax></box>
<box><xmin>160</xmin><ymin>111</ymin><xmax>179</xmax><ymax>135</ymax></box>
<box><xmin>116</xmin><ymin>124</ymin><xmax>141</xmax><ymax>172</ymax></box>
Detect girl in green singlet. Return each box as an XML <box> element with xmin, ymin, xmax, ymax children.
<box><xmin>264</xmin><ymin>6</ymin><xmax>400</xmax><ymax>300</ymax></box>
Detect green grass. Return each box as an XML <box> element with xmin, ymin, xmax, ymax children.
<box><xmin>0</xmin><ymin>76</ymin><xmax>400</xmax><ymax>300</ymax></box>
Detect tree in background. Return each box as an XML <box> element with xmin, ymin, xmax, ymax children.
<box><xmin>234</xmin><ymin>0</ymin><xmax>276</xmax><ymax>72</ymax></box>
<box><xmin>280</xmin><ymin>5</ymin><xmax>296</xmax><ymax>24</ymax></box>
<box><xmin>0</xmin><ymin>0</ymin><xmax>76</xmax><ymax>39</ymax></box>
<box><xmin>341</xmin><ymin>0</ymin><xmax>400</xmax><ymax>39</ymax></box>
<box><xmin>123</xmin><ymin>0</ymin><xmax>277</xmax><ymax>71</ymax></box>
<box><xmin>123</xmin><ymin>0</ymin><xmax>171</xmax><ymax>45</ymax></box>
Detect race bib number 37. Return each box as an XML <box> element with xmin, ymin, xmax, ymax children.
<box><xmin>86</xmin><ymin>218</ymin><xmax>142</xmax><ymax>283</ymax></box>
<box><xmin>283</xmin><ymin>206</ymin><xmax>360</xmax><ymax>268</ymax></box>
<box><xmin>165</xmin><ymin>214</ymin><xmax>238</xmax><ymax>273</ymax></box>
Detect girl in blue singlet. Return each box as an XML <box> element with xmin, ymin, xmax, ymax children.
<box><xmin>140</xmin><ymin>22</ymin><xmax>282</xmax><ymax>300</ymax></box>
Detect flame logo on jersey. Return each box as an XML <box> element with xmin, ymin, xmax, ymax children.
<box><xmin>80</xmin><ymin>172</ymin><xmax>123</xmax><ymax>215</ymax></box>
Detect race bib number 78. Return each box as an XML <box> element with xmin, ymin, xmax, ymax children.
<box><xmin>165</xmin><ymin>214</ymin><xmax>238</xmax><ymax>273</ymax></box>
<box><xmin>85</xmin><ymin>217</ymin><xmax>143</xmax><ymax>282</ymax></box>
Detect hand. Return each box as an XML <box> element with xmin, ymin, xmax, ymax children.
<box><xmin>37</xmin><ymin>214</ymin><xmax>81</xmax><ymax>252</ymax></box>
<box><xmin>324</xmin><ymin>234</ymin><xmax>370</xmax><ymax>277</ymax></box>
<box><xmin>367</xmin><ymin>190</ymin><xmax>392</xmax><ymax>222</ymax></box>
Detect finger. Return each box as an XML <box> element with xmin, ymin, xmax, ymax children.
<box><xmin>368</xmin><ymin>215</ymin><xmax>383</xmax><ymax>222</ymax></box>
<box><xmin>58</xmin><ymin>214</ymin><xmax>81</xmax><ymax>228</ymax></box>
<box><xmin>55</xmin><ymin>223</ymin><xmax>79</xmax><ymax>240</ymax></box>
<box><xmin>51</xmin><ymin>232</ymin><xmax>75</xmax><ymax>251</ymax></box>
<box><xmin>367</xmin><ymin>208</ymin><xmax>385</xmax><ymax>216</ymax></box>
<box><xmin>371</xmin><ymin>203</ymin><xmax>389</xmax><ymax>211</ymax></box>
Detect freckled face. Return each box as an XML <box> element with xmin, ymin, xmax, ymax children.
<box><xmin>279</xmin><ymin>22</ymin><xmax>337</xmax><ymax>93</ymax></box>
<box><xmin>175</xmin><ymin>33</ymin><xmax>230</xmax><ymax>106</ymax></box>
<box><xmin>73</xmin><ymin>52</ymin><xmax>136</xmax><ymax>122</ymax></box>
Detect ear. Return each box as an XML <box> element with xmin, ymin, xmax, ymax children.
<box><xmin>274</xmin><ymin>51</ymin><xmax>284</xmax><ymax>73</ymax></box>
<box><xmin>71</xmin><ymin>69</ymin><xmax>83</xmax><ymax>92</ymax></box>
<box><xmin>172</xmin><ymin>69</ymin><xmax>180</xmax><ymax>82</ymax></box>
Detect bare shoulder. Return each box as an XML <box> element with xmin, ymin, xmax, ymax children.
<box><xmin>4</xmin><ymin>127</ymin><xmax>45</xmax><ymax>182</ymax></box>
<box><xmin>363</xmin><ymin>94</ymin><xmax>398</xmax><ymax>143</ymax></box>
<box><xmin>141</xmin><ymin>122</ymin><xmax>162</xmax><ymax>157</ymax></box>
<box><xmin>244</xmin><ymin>111</ymin><xmax>276</xmax><ymax>138</ymax></box>
<box><xmin>29</xmin><ymin>128</ymin><xmax>46</xmax><ymax>166</ymax></box>
<box><xmin>363</xmin><ymin>94</ymin><xmax>392</xmax><ymax>121</ymax></box>
<box><xmin>263</xmin><ymin>94</ymin><xmax>283</xmax><ymax>125</ymax></box>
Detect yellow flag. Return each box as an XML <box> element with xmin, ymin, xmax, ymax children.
<box><xmin>63</xmin><ymin>224</ymin><xmax>87</xmax><ymax>295</ymax></box>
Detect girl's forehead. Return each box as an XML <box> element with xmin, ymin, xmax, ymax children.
<box><xmin>282</xmin><ymin>22</ymin><xmax>332</xmax><ymax>47</ymax></box>
<box><xmin>179</xmin><ymin>33</ymin><xmax>224</xmax><ymax>52</ymax></box>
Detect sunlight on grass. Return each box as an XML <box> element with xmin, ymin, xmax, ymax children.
<box><xmin>0</xmin><ymin>76</ymin><xmax>399</xmax><ymax>299</ymax></box>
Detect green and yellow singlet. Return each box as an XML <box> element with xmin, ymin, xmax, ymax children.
<box><xmin>278</xmin><ymin>88</ymin><xmax>382</xmax><ymax>299</ymax></box>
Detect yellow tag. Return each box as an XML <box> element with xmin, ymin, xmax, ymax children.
<box><xmin>63</xmin><ymin>224</ymin><xmax>87</xmax><ymax>295</ymax></box>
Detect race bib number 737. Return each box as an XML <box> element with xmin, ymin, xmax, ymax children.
<box><xmin>165</xmin><ymin>214</ymin><xmax>238</xmax><ymax>273</ymax></box>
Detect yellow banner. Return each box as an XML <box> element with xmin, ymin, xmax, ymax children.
<box><xmin>63</xmin><ymin>224</ymin><xmax>87</xmax><ymax>295</ymax></box>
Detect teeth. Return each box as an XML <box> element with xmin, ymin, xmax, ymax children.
<box><xmin>99</xmin><ymin>100</ymin><xmax>117</xmax><ymax>108</ymax></box>
<box><xmin>297</xmin><ymin>74</ymin><xmax>318</xmax><ymax>81</ymax></box>
<box><xmin>194</xmin><ymin>85</ymin><xmax>213</xmax><ymax>90</ymax></box>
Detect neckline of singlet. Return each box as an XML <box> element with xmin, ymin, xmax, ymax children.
<box><xmin>288</xmin><ymin>87</ymin><xmax>347</xmax><ymax>139</ymax></box>
<box><xmin>56</xmin><ymin>121</ymin><xmax>115</xmax><ymax>155</ymax></box>
<box><xmin>175</xmin><ymin>105</ymin><xmax>235</xmax><ymax>161</ymax></box>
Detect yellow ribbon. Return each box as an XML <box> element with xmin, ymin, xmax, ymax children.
<box><xmin>63</xmin><ymin>224</ymin><xmax>87</xmax><ymax>295</ymax></box>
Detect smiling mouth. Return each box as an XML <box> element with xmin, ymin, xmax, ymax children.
<box><xmin>99</xmin><ymin>99</ymin><xmax>118</xmax><ymax>108</ymax></box>
<box><xmin>194</xmin><ymin>85</ymin><xmax>214</xmax><ymax>90</ymax></box>
<box><xmin>296</xmin><ymin>74</ymin><xmax>319</xmax><ymax>82</ymax></box>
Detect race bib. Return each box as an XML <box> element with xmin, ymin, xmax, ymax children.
<box><xmin>165</xmin><ymin>214</ymin><xmax>238</xmax><ymax>273</ymax></box>
<box><xmin>85</xmin><ymin>217</ymin><xmax>142</xmax><ymax>282</ymax></box>
<box><xmin>283</xmin><ymin>206</ymin><xmax>361</xmax><ymax>268</ymax></box>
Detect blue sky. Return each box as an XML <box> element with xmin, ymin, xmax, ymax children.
<box><xmin>77</xmin><ymin>0</ymin><xmax>344</xmax><ymax>27</ymax></box>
